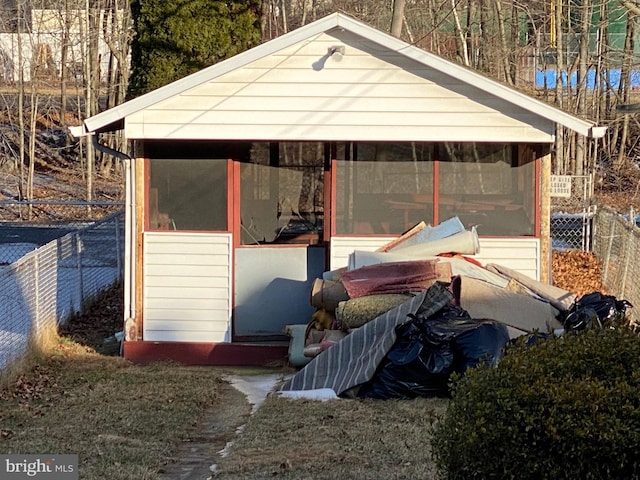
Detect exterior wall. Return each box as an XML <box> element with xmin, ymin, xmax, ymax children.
<box><xmin>125</xmin><ymin>31</ymin><xmax>555</xmax><ymax>142</ymax></box>
<box><xmin>474</xmin><ymin>238</ymin><xmax>541</xmax><ymax>280</ymax></box>
<box><xmin>330</xmin><ymin>236</ymin><xmax>541</xmax><ymax>281</ymax></box>
<box><xmin>330</xmin><ymin>236</ymin><xmax>395</xmax><ymax>271</ymax></box>
<box><xmin>142</xmin><ymin>232</ymin><xmax>232</xmax><ymax>343</ymax></box>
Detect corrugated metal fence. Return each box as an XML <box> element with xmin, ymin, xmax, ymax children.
<box><xmin>0</xmin><ymin>211</ymin><xmax>124</xmax><ymax>371</ymax></box>
<box><xmin>592</xmin><ymin>205</ymin><xmax>640</xmax><ymax>325</ymax></box>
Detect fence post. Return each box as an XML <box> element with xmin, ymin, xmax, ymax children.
<box><xmin>34</xmin><ymin>252</ymin><xmax>40</xmax><ymax>332</ymax></box>
<box><xmin>602</xmin><ymin>214</ymin><xmax>615</xmax><ymax>286</ymax></box>
<box><xmin>76</xmin><ymin>234</ymin><xmax>84</xmax><ymax>314</ymax></box>
<box><xmin>621</xmin><ymin>223</ymin><xmax>632</xmax><ymax>299</ymax></box>
<box><xmin>115</xmin><ymin>214</ymin><xmax>122</xmax><ymax>280</ymax></box>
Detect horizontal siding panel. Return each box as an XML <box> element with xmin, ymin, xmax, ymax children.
<box><xmin>144</xmin><ymin>232</ymin><xmax>231</xmax><ymax>246</ymax></box>
<box><xmin>151</xmin><ymin>96</ymin><xmax>501</xmax><ymax>114</ymax></box>
<box><xmin>245</xmin><ymin>53</ymin><xmax>414</xmax><ymax>70</ymax></box>
<box><xmin>145</xmin><ymin>286</ymin><xmax>228</xmax><ymax>300</ymax></box>
<box><xmin>144</xmin><ymin>308</ymin><xmax>228</xmax><ymax>322</ymax></box>
<box><xmin>145</xmin><ymin>264</ymin><xmax>229</xmax><ymax>277</ymax></box>
<box><xmin>144</xmin><ymin>275</ymin><xmax>230</xmax><ymax>289</ymax></box>
<box><xmin>145</xmin><ymin>297</ymin><xmax>229</xmax><ymax>310</ymax></box>
<box><xmin>476</xmin><ymin>238</ymin><xmax>540</xmax><ymax>280</ymax></box>
<box><xmin>144</xmin><ymin>330</ymin><xmax>228</xmax><ymax>343</ymax></box>
<box><xmin>144</xmin><ymin>319</ymin><xmax>231</xmax><ymax>332</ymax></box>
<box><xmin>200</xmin><ymin>67</ymin><xmax>438</xmax><ymax>84</ymax></box>
<box><xmin>141</xmin><ymin>110</ymin><xmax>535</xmax><ymax>128</ymax></box>
<box><xmin>143</xmin><ymin>233</ymin><xmax>232</xmax><ymax>343</ymax></box>
<box><xmin>126</xmin><ymin>122</ymin><xmax>553</xmax><ymax>143</ymax></box>
<box><xmin>171</xmin><ymin>82</ymin><xmax>489</xmax><ymax>99</ymax></box>
<box><xmin>329</xmin><ymin>236</ymin><xmax>540</xmax><ymax>279</ymax></box>
<box><xmin>144</xmin><ymin>242</ymin><xmax>230</xmax><ymax>256</ymax></box>
<box><xmin>330</xmin><ymin>236</ymin><xmax>395</xmax><ymax>271</ymax></box>
<box><xmin>144</xmin><ymin>253</ymin><xmax>230</xmax><ymax>266</ymax></box>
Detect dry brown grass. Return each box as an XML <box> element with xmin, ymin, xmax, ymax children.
<box><xmin>0</xmin><ymin>338</ymin><xmax>232</xmax><ymax>480</ymax></box>
<box><xmin>0</xmin><ymin>333</ymin><xmax>450</xmax><ymax>480</ymax></box>
<box><xmin>213</xmin><ymin>394</ymin><xmax>449</xmax><ymax>479</ymax></box>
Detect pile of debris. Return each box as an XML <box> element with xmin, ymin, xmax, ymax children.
<box><xmin>280</xmin><ymin>217</ymin><xmax>631</xmax><ymax>400</ymax></box>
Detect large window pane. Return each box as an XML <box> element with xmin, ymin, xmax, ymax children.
<box><xmin>148</xmin><ymin>159</ymin><xmax>227</xmax><ymax>231</ymax></box>
<box><xmin>240</xmin><ymin>143</ymin><xmax>324</xmax><ymax>245</ymax></box>
<box><xmin>438</xmin><ymin>143</ymin><xmax>535</xmax><ymax>235</ymax></box>
<box><xmin>335</xmin><ymin>143</ymin><xmax>434</xmax><ymax>234</ymax></box>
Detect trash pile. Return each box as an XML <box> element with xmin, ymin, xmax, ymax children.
<box><xmin>281</xmin><ymin>217</ymin><xmax>632</xmax><ymax>399</ymax></box>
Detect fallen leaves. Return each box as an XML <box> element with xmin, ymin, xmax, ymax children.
<box><xmin>552</xmin><ymin>250</ymin><xmax>606</xmax><ymax>298</ymax></box>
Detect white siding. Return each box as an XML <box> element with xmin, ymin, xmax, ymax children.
<box><xmin>330</xmin><ymin>236</ymin><xmax>397</xmax><ymax>271</ymax></box>
<box><xmin>330</xmin><ymin>236</ymin><xmax>541</xmax><ymax>280</ymax></box>
<box><xmin>143</xmin><ymin>232</ymin><xmax>232</xmax><ymax>343</ymax></box>
<box><xmin>474</xmin><ymin>238</ymin><xmax>541</xmax><ymax>281</ymax></box>
<box><xmin>126</xmin><ymin>32</ymin><xmax>554</xmax><ymax>142</ymax></box>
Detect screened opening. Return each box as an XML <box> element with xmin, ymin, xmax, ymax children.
<box><xmin>334</xmin><ymin>142</ymin><xmax>536</xmax><ymax>236</ymax></box>
<box><xmin>240</xmin><ymin>142</ymin><xmax>325</xmax><ymax>245</ymax></box>
<box><xmin>335</xmin><ymin>142</ymin><xmax>434</xmax><ymax>235</ymax></box>
<box><xmin>438</xmin><ymin>143</ymin><xmax>535</xmax><ymax>236</ymax></box>
<box><xmin>148</xmin><ymin>159</ymin><xmax>228</xmax><ymax>231</ymax></box>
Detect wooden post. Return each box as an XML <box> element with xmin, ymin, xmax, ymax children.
<box><xmin>540</xmin><ymin>150</ymin><xmax>552</xmax><ymax>284</ymax></box>
<box><xmin>134</xmin><ymin>150</ymin><xmax>145</xmax><ymax>341</ymax></box>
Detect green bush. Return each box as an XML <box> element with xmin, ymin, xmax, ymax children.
<box><xmin>128</xmin><ymin>0</ymin><xmax>262</xmax><ymax>98</ymax></box>
<box><xmin>432</xmin><ymin>326</ymin><xmax>640</xmax><ymax>480</ymax></box>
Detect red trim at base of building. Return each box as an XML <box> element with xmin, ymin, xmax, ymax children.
<box><xmin>123</xmin><ymin>341</ymin><xmax>289</xmax><ymax>366</ymax></box>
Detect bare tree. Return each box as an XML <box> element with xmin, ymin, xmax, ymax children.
<box><xmin>391</xmin><ymin>0</ymin><xmax>406</xmax><ymax>37</ymax></box>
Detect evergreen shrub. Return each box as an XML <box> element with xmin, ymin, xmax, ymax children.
<box><xmin>432</xmin><ymin>326</ymin><xmax>640</xmax><ymax>480</ymax></box>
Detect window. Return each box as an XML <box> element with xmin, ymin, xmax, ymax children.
<box><xmin>334</xmin><ymin>142</ymin><xmax>536</xmax><ymax>236</ymax></box>
<box><xmin>438</xmin><ymin>143</ymin><xmax>535</xmax><ymax>235</ymax></box>
<box><xmin>240</xmin><ymin>142</ymin><xmax>324</xmax><ymax>245</ymax></box>
<box><xmin>148</xmin><ymin>159</ymin><xmax>228</xmax><ymax>231</ymax></box>
<box><xmin>335</xmin><ymin>142</ymin><xmax>434</xmax><ymax>234</ymax></box>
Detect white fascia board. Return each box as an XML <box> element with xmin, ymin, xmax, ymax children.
<box><xmin>68</xmin><ymin>125</ymin><xmax>87</xmax><ymax>138</ymax></box>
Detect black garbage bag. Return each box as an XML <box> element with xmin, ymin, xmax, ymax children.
<box><xmin>452</xmin><ymin>321</ymin><xmax>511</xmax><ymax>373</ymax></box>
<box><xmin>561</xmin><ymin>292</ymin><xmax>633</xmax><ymax>331</ymax></box>
<box><xmin>358</xmin><ymin>303</ymin><xmax>510</xmax><ymax>399</ymax></box>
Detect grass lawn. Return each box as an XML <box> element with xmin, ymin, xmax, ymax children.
<box><xmin>0</xmin><ymin>336</ymin><xmax>449</xmax><ymax>480</ymax></box>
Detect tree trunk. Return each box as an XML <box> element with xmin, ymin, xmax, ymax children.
<box><xmin>83</xmin><ymin>0</ymin><xmax>94</xmax><ymax>207</ymax></box>
<box><xmin>391</xmin><ymin>0</ymin><xmax>406</xmax><ymax>37</ymax></box>
<box><xmin>17</xmin><ymin>0</ymin><xmax>25</xmax><ymax>202</ymax></box>
<box><xmin>554</xmin><ymin>0</ymin><xmax>566</xmax><ymax>174</ymax></box>
<box><xmin>451</xmin><ymin>0</ymin><xmax>470</xmax><ymax>65</ymax></box>
<box><xmin>494</xmin><ymin>0</ymin><xmax>513</xmax><ymax>84</ymax></box>
<box><xmin>616</xmin><ymin>12</ymin><xmax>635</xmax><ymax>169</ymax></box>
<box><xmin>575</xmin><ymin>0</ymin><xmax>593</xmax><ymax>174</ymax></box>
<box><xmin>60</xmin><ymin>0</ymin><xmax>71</xmax><ymax>130</ymax></box>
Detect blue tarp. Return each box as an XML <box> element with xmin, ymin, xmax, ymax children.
<box><xmin>535</xmin><ymin>69</ymin><xmax>640</xmax><ymax>89</ymax></box>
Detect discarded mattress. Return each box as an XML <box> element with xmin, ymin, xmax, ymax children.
<box><xmin>455</xmin><ymin>275</ymin><xmax>563</xmax><ymax>338</ymax></box>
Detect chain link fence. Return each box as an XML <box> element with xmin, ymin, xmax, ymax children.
<box><xmin>592</xmin><ymin>205</ymin><xmax>640</xmax><ymax>326</ymax></box>
<box><xmin>551</xmin><ymin>174</ymin><xmax>594</xmax><ymax>251</ymax></box>
<box><xmin>0</xmin><ymin>210</ymin><xmax>124</xmax><ymax>371</ymax></box>
<box><xmin>0</xmin><ymin>201</ymin><xmax>123</xmax><ymax>223</ymax></box>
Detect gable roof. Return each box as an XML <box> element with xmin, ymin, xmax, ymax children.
<box><xmin>70</xmin><ymin>12</ymin><xmax>605</xmax><ymax>139</ymax></box>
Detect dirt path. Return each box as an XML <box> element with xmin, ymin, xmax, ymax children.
<box><xmin>159</xmin><ymin>381</ymin><xmax>252</xmax><ymax>480</ymax></box>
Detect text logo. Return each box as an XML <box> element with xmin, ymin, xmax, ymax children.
<box><xmin>0</xmin><ymin>455</ymin><xmax>78</xmax><ymax>479</ymax></box>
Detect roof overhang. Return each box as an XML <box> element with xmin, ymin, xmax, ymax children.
<box><xmin>69</xmin><ymin>13</ymin><xmax>606</xmax><ymax>140</ymax></box>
